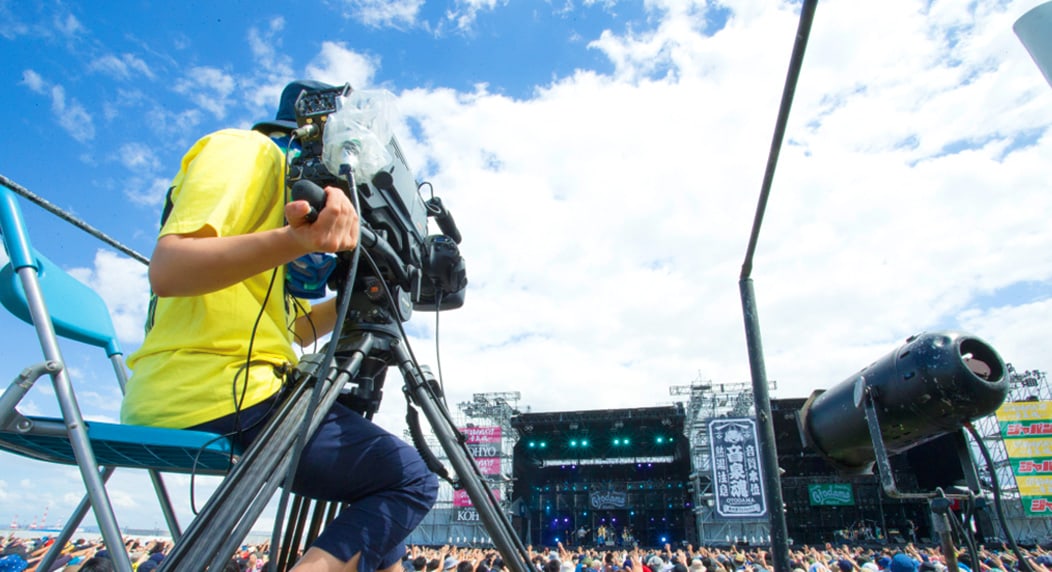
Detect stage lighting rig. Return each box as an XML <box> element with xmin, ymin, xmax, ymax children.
<box><xmin>798</xmin><ymin>330</ymin><xmax>1007</xmax><ymax>481</ymax></box>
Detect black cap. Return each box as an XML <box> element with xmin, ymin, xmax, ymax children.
<box><xmin>252</xmin><ymin>79</ymin><xmax>337</xmax><ymax>133</ymax></box>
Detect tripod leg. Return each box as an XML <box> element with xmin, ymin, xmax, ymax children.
<box><xmin>280</xmin><ymin>494</ymin><xmax>308</xmax><ymax>569</ymax></box>
<box><xmin>391</xmin><ymin>342</ymin><xmax>532</xmax><ymax>572</ymax></box>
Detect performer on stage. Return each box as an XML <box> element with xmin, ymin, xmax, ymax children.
<box><xmin>576</xmin><ymin>527</ymin><xmax>589</xmax><ymax>547</ymax></box>
<box><xmin>121</xmin><ymin>79</ymin><xmax>438</xmax><ymax>572</ymax></box>
<box><xmin>622</xmin><ymin>527</ymin><xmax>635</xmax><ymax>548</ymax></box>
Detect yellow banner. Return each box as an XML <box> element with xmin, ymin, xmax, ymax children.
<box><xmin>996</xmin><ymin>401</ymin><xmax>1052</xmax><ymax>422</ymax></box>
<box><xmin>1017</xmin><ymin>476</ymin><xmax>1052</xmax><ymax>496</ymax></box>
<box><xmin>1006</xmin><ymin>439</ymin><xmax>1052</xmax><ymax>458</ymax></box>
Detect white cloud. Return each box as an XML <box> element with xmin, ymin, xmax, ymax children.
<box><xmin>341</xmin><ymin>0</ymin><xmax>425</xmax><ymax>29</ymax></box>
<box><xmin>21</xmin><ymin>69</ymin><xmax>46</xmax><ymax>93</ymax></box>
<box><xmin>18</xmin><ymin>70</ymin><xmax>96</xmax><ymax>142</ymax></box>
<box><xmin>50</xmin><ymin>84</ymin><xmax>96</xmax><ymax>143</ymax></box>
<box><xmin>243</xmin><ymin>17</ymin><xmax>296</xmax><ymax>115</ymax></box>
<box><xmin>143</xmin><ymin>105</ymin><xmax>203</xmax><ymax>143</ymax></box>
<box><xmin>174</xmin><ymin>66</ymin><xmax>238</xmax><ymax>120</ymax></box>
<box><xmin>53</xmin><ymin>12</ymin><xmax>83</xmax><ymax>38</ymax></box>
<box><xmin>959</xmin><ymin>299</ymin><xmax>1052</xmax><ymax>372</ymax></box>
<box><xmin>125</xmin><ymin>176</ymin><xmax>174</xmax><ymax>209</ymax></box>
<box><xmin>0</xmin><ymin>4</ymin><xmax>29</xmax><ymax>39</ymax></box>
<box><xmin>444</xmin><ymin>0</ymin><xmax>505</xmax><ymax>32</ymax></box>
<box><xmin>118</xmin><ymin>142</ymin><xmax>161</xmax><ymax>171</ymax></box>
<box><xmin>68</xmin><ymin>250</ymin><xmax>151</xmax><ymax>346</ymax></box>
<box><xmin>304</xmin><ymin>42</ymin><xmax>379</xmax><ymax>89</ymax></box>
<box><xmin>88</xmin><ymin>53</ymin><xmax>154</xmax><ymax>80</ymax></box>
<box><xmin>248</xmin><ymin>16</ymin><xmax>285</xmax><ymax>62</ymax></box>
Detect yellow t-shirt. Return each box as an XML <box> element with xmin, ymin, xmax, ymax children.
<box><xmin>121</xmin><ymin>129</ymin><xmax>308</xmax><ymax>428</ymax></box>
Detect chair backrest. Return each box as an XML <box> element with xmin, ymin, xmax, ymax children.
<box><xmin>0</xmin><ymin>185</ymin><xmax>123</xmax><ymax>357</ymax></box>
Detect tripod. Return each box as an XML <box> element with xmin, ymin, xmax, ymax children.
<box><xmin>158</xmin><ymin>286</ymin><xmax>533</xmax><ymax>572</ymax></box>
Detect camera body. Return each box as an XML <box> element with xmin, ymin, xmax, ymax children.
<box><xmin>284</xmin><ymin>84</ymin><xmax>466</xmax><ymax>316</ymax></box>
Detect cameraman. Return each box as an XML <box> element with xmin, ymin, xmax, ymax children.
<box><xmin>121</xmin><ymin>80</ymin><xmax>438</xmax><ymax>572</ymax></box>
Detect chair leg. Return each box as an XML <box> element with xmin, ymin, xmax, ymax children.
<box><xmin>149</xmin><ymin>469</ymin><xmax>183</xmax><ymax>540</ymax></box>
<box><xmin>17</xmin><ymin>266</ymin><xmax>134</xmax><ymax>572</ymax></box>
<box><xmin>59</xmin><ymin>390</ymin><xmax>134</xmax><ymax>572</ymax></box>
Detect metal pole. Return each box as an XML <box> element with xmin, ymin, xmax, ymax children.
<box><xmin>0</xmin><ymin>173</ymin><xmax>150</xmax><ymax>265</ymax></box>
<box><xmin>739</xmin><ymin>278</ymin><xmax>789</xmax><ymax>570</ymax></box>
<box><xmin>737</xmin><ymin>2</ymin><xmax>818</xmax><ymax>571</ymax></box>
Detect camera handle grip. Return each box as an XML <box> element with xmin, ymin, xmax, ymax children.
<box><xmin>290</xmin><ymin>179</ymin><xmax>411</xmax><ymax>286</ymax></box>
<box><xmin>290</xmin><ymin>179</ymin><xmax>327</xmax><ymax>223</ymax></box>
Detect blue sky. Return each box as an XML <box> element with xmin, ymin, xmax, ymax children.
<box><xmin>1</xmin><ymin>0</ymin><xmax>1051</xmax><ymax>533</ymax></box>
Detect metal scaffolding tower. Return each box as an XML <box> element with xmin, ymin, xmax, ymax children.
<box><xmin>670</xmin><ymin>374</ymin><xmax>777</xmax><ymax>546</ymax></box>
<box><xmin>406</xmin><ymin>392</ymin><xmax>526</xmax><ymax>546</ymax></box>
<box><xmin>457</xmin><ymin>391</ymin><xmax>524</xmax><ymax>512</ymax></box>
<box><xmin>968</xmin><ymin>365</ymin><xmax>1052</xmax><ymax>544</ymax></box>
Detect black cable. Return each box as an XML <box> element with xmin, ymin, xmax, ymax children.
<box><xmin>419</xmin><ymin>178</ymin><xmax>452</xmax><ymax>406</ymax></box>
<box><xmin>965</xmin><ymin>422</ymin><xmax>1034</xmax><ymax>572</ymax></box>
<box><xmin>233</xmin><ymin>130</ymin><xmax>305</xmax><ymax>454</ymax></box>
<box><xmin>289</xmin><ymin>296</ymin><xmax>319</xmax><ymax>352</ymax></box>
<box><xmin>433</xmin><ymin>291</ymin><xmax>449</xmax><ymax>408</ymax></box>
<box><xmin>233</xmin><ymin>268</ymin><xmax>281</xmax><ymax>439</ymax></box>
<box><xmin>268</xmin><ymin>166</ymin><xmax>363</xmax><ymax>564</ymax></box>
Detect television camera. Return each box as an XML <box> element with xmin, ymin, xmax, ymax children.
<box><xmin>158</xmin><ymin>84</ymin><xmax>532</xmax><ymax>572</ymax></box>
<box><xmin>285</xmin><ymin>82</ymin><xmax>467</xmax><ymax>315</ymax></box>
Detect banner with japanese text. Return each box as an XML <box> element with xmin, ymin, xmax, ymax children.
<box><xmin>709</xmin><ymin>418</ymin><xmax>767</xmax><ymax>518</ymax></box>
<box><xmin>996</xmin><ymin>401</ymin><xmax>1052</xmax><ymax>516</ymax></box>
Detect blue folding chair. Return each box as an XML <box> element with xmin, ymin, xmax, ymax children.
<box><xmin>0</xmin><ymin>185</ymin><xmax>238</xmax><ymax>572</ymax></box>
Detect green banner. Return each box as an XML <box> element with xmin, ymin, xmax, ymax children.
<box><xmin>998</xmin><ymin>419</ymin><xmax>1052</xmax><ymax>439</ymax></box>
<box><xmin>808</xmin><ymin>483</ymin><xmax>854</xmax><ymax>506</ymax></box>
<box><xmin>1021</xmin><ymin>496</ymin><xmax>1052</xmax><ymax>516</ymax></box>
<box><xmin>996</xmin><ymin>401</ymin><xmax>1052</xmax><ymax>517</ymax></box>
<box><xmin>1008</xmin><ymin>457</ymin><xmax>1052</xmax><ymax>475</ymax></box>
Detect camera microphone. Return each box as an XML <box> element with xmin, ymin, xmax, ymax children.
<box><xmin>427</xmin><ymin>197</ymin><xmax>462</xmax><ymax>244</ymax></box>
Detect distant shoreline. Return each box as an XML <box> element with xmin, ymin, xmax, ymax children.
<box><xmin>4</xmin><ymin>528</ymin><xmax>274</xmax><ymax>547</ymax></box>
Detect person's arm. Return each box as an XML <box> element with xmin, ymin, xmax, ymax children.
<box><xmin>150</xmin><ymin>186</ymin><xmax>358</xmax><ymax>297</ymax></box>
<box><xmin>631</xmin><ymin>551</ymin><xmax>644</xmax><ymax>572</ymax></box>
<box><xmin>292</xmin><ymin>297</ymin><xmax>338</xmax><ymax>347</ymax></box>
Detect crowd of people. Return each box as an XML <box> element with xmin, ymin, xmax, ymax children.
<box><xmin>0</xmin><ymin>535</ymin><xmax>264</xmax><ymax>571</ymax></box>
<box><xmin>411</xmin><ymin>542</ymin><xmax>1052</xmax><ymax>572</ymax></box>
<box><xmin>3</xmin><ymin>535</ymin><xmax>1052</xmax><ymax>572</ymax></box>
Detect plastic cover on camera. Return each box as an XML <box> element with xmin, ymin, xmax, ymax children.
<box><xmin>322</xmin><ymin>89</ymin><xmax>397</xmax><ymax>182</ymax></box>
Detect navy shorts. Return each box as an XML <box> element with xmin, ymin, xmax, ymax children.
<box><xmin>191</xmin><ymin>393</ymin><xmax>438</xmax><ymax>570</ymax></box>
